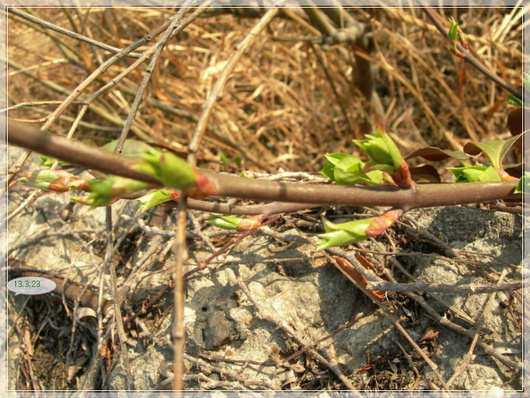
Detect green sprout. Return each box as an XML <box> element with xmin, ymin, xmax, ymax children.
<box><xmin>208</xmin><ymin>214</ymin><xmax>263</xmax><ymax>232</ymax></box>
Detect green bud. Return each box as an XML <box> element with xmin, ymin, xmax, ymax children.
<box><xmin>75</xmin><ymin>176</ymin><xmax>149</xmax><ymax>208</ymax></box>
<box><xmin>19</xmin><ymin>170</ymin><xmax>89</xmax><ymax>193</ymax></box>
<box><xmin>19</xmin><ymin>170</ymin><xmax>62</xmax><ymax>191</ymax></box>
<box><xmin>448</xmin><ymin>17</ymin><xmax>459</xmax><ymax>43</ymax></box>
<box><xmin>208</xmin><ymin>215</ymin><xmax>243</xmax><ymax>230</ymax></box>
<box><xmin>71</xmin><ymin>195</ymin><xmax>108</xmax><ymax>207</ymax></box>
<box><xmin>320</xmin><ymin>153</ymin><xmax>386</xmax><ymax>186</ymax></box>
<box><xmin>449</xmin><ymin>164</ymin><xmax>502</xmax><ymax>183</ymax></box>
<box><xmin>159</xmin><ymin>151</ymin><xmax>196</xmax><ymax>190</ymax></box>
<box><xmin>354</xmin><ymin>127</ymin><xmax>404</xmax><ymax>172</ymax></box>
<box><xmin>39</xmin><ymin>155</ymin><xmax>68</xmax><ymax>167</ymax></box>
<box><xmin>130</xmin><ymin>148</ymin><xmax>196</xmax><ymax>191</ymax></box>
<box><xmin>208</xmin><ymin>215</ymin><xmax>263</xmax><ymax>232</ymax></box>
<box><xmin>136</xmin><ymin>189</ymin><xmax>180</xmax><ymax>213</ymax></box>
<box><xmin>317</xmin><ymin>217</ymin><xmax>373</xmax><ymax>250</ymax></box>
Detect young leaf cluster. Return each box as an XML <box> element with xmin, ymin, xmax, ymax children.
<box><xmin>320</xmin><ymin>127</ymin><xmax>412</xmax><ymax>188</ymax></box>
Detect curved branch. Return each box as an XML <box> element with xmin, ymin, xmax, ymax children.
<box><xmin>7</xmin><ymin>120</ymin><xmax>519</xmax><ymax>212</ymax></box>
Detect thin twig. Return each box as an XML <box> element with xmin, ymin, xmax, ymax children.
<box><xmin>167</xmin><ymin>2</ymin><xmax>219</xmax><ymax>377</ymax></box>
<box><xmin>39</xmin><ymin>15</ymin><xmax>172</xmax><ymax>132</ymax></box>
<box><xmin>397</xmin><ymin>283</ymin><xmax>522</xmax><ymax>371</ymax></box>
<box><xmin>309</xmin><ymin>42</ymin><xmax>356</xmax><ymax>136</ymax></box>
<box><xmin>384</xmin><ymin>256</ymin><xmax>487</xmax><ymax>331</ymax></box>
<box><xmin>377</xmin><ymin>299</ymin><xmax>450</xmax><ymax>389</ymax></box>
<box><xmin>6</xmin><ymin>8</ymin><xmax>143</xmax><ymax>58</ymax></box>
<box><xmin>133</xmin><ymin>195</ymin><xmax>321</xmax><ymax>217</ymax></box>
<box><xmin>1</xmin><ymin>101</ymin><xmax>66</xmax><ymax>112</ymax></box>
<box><xmin>184</xmin><ymin>354</ymin><xmax>275</xmax><ymax>390</ymax></box>
<box><xmin>7</xmin><ymin>147</ymin><xmax>32</xmax><ymax>184</ymax></box>
<box><xmin>280</xmin><ymin>308</ymin><xmax>375</xmax><ymax>367</ymax></box>
<box><xmin>184</xmin><ymin>215</ymin><xmax>280</xmax><ymax>279</ymax></box>
<box><xmin>381</xmin><ymin>256</ymin><xmax>519</xmax><ymax>367</ymax></box>
<box><xmin>188</xmin><ymin>211</ymin><xmax>217</xmax><ymax>253</ymax></box>
<box><xmin>446</xmin><ymin>269</ymin><xmax>509</xmax><ymax>388</ymax></box>
<box><xmin>420</xmin><ymin>7</ymin><xmax>521</xmax><ymax>100</ymax></box>
<box><xmin>105</xmin><ymin>206</ymin><xmax>135</xmax><ymax>389</ymax></box>
<box><xmin>366</xmin><ymin>279</ymin><xmax>522</xmax><ymax>294</ymax></box>
<box><xmin>6</xmin><ymin>191</ymin><xmax>41</xmax><ymax>222</ymax></box>
<box><xmin>303</xmin><ymin>3</ymin><xmax>337</xmax><ymax>38</ymax></box>
<box><xmin>7</xmin><ymin>11</ymin><xmax>81</xmax><ymax>64</ymax></box>
<box><xmin>395</xmin><ymin>340</ymin><xmax>421</xmax><ymax>389</ymax></box>
<box><xmin>172</xmin><ymin>194</ymin><xmax>188</xmax><ymax>392</ymax></box>
<box><xmin>114</xmin><ymin>0</ymin><xmax>198</xmax><ymax>153</ymax></box>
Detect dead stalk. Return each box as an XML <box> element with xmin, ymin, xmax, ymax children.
<box><xmin>188</xmin><ymin>8</ymin><xmax>280</xmax><ymax>163</ymax></box>
<box><xmin>366</xmin><ymin>279</ymin><xmax>522</xmax><ymax>294</ymax></box>
<box><xmin>172</xmin><ymin>195</ymin><xmax>188</xmax><ymax>392</ymax></box>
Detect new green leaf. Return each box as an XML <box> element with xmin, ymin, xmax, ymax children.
<box><xmin>136</xmin><ymin>189</ymin><xmax>180</xmax><ymax>213</ymax></box>
<box><xmin>515</xmin><ymin>172</ymin><xmax>529</xmax><ymax>194</ymax></box>
<box><xmin>354</xmin><ymin>127</ymin><xmax>404</xmax><ymax>173</ymax></box>
<box><xmin>72</xmin><ymin>176</ymin><xmax>149</xmax><ymax>208</ymax></box>
<box><xmin>317</xmin><ymin>217</ymin><xmax>373</xmax><ymax>250</ymax></box>
<box><xmin>130</xmin><ymin>148</ymin><xmax>196</xmax><ymax>191</ymax></box>
<box><xmin>463</xmin><ymin>134</ymin><xmax>521</xmax><ymax>170</ymax></box>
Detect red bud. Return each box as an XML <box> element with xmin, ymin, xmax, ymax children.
<box><xmin>48</xmin><ymin>176</ymin><xmax>71</xmax><ymax>193</ymax></box>
<box><xmin>496</xmin><ymin>169</ymin><xmax>519</xmax><ymax>182</ymax></box>
<box><xmin>168</xmin><ymin>189</ymin><xmax>181</xmax><ymax>201</ymax></box>
<box><xmin>236</xmin><ymin>215</ymin><xmax>263</xmax><ymax>232</ymax></box>
<box><xmin>183</xmin><ymin>170</ymin><xmax>216</xmax><ymax>199</ymax></box>
<box><xmin>366</xmin><ymin>209</ymin><xmax>403</xmax><ymax>237</ymax></box>
<box><xmin>392</xmin><ymin>160</ymin><xmax>414</xmax><ymax>189</ymax></box>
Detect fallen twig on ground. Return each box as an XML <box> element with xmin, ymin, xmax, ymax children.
<box><xmin>366</xmin><ymin>279</ymin><xmax>522</xmax><ymax>294</ymax></box>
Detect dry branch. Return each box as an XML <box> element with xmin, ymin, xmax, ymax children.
<box><xmin>6</xmin><ymin>120</ymin><xmax>520</xmax><ymax>212</ymax></box>
<box><xmin>7</xmin><ymin>8</ymin><xmax>143</xmax><ymax>58</ymax></box>
<box><xmin>188</xmin><ymin>7</ymin><xmax>280</xmax><ymax>166</ymax></box>
<box><xmin>366</xmin><ymin>279</ymin><xmax>522</xmax><ymax>294</ymax></box>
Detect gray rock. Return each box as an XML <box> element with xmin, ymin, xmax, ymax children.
<box><xmin>7</xmin><ymin>154</ymin><xmax>523</xmax><ymax>395</ymax></box>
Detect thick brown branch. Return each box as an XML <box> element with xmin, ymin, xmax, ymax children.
<box><xmin>7</xmin><ymin>120</ymin><xmax>520</xmax><ymax>211</ymax></box>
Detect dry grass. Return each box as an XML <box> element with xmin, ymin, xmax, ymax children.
<box><xmin>7</xmin><ymin>7</ymin><xmax>522</xmax><ymax>174</ymax></box>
